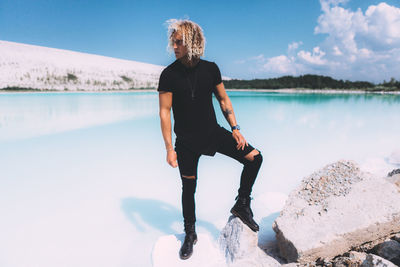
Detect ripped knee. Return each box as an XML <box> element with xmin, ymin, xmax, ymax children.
<box><xmin>244</xmin><ymin>150</ymin><xmax>263</xmax><ymax>166</ymax></box>
<box><xmin>182</xmin><ymin>174</ymin><xmax>196</xmax><ymax>180</ymax></box>
<box><xmin>253</xmin><ymin>152</ymin><xmax>263</xmax><ymax>164</ymax></box>
<box><xmin>182</xmin><ymin>175</ymin><xmax>196</xmax><ymax>194</ymax></box>
<box><xmin>244</xmin><ymin>149</ymin><xmax>261</xmax><ymax>161</ymax></box>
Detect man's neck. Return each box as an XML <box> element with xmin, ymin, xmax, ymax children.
<box><xmin>179</xmin><ymin>56</ymin><xmax>200</xmax><ymax>68</ymax></box>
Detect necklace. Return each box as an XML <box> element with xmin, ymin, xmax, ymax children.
<box><xmin>185</xmin><ymin>66</ymin><xmax>198</xmax><ymax>100</ymax></box>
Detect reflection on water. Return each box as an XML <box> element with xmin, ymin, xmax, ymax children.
<box><xmin>227</xmin><ymin>91</ymin><xmax>400</xmax><ymax>105</ymax></box>
<box><xmin>1</xmin><ymin>91</ymin><xmax>400</xmax><ymax>146</ymax></box>
<box><xmin>0</xmin><ymin>92</ymin><xmax>158</xmax><ymax>141</ymax></box>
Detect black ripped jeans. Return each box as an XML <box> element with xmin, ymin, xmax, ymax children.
<box><xmin>175</xmin><ymin>127</ymin><xmax>263</xmax><ymax>228</ymax></box>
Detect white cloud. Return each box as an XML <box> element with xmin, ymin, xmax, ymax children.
<box><xmin>315</xmin><ymin>4</ymin><xmax>366</xmax><ymax>54</ymax></box>
<box><xmin>288</xmin><ymin>41</ymin><xmax>302</xmax><ymax>53</ymax></box>
<box><xmin>297</xmin><ymin>46</ymin><xmax>327</xmax><ymax>65</ymax></box>
<box><xmin>234</xmin><ymin>54</ymin><xmax>265</xmax><ymax>65</ymax></box>
<box><xmin>358</xmin><ymin>48</ymin><xmax>372</xmax><ymax>58</ymax></box>
<box><xmin>247</xmin><ymin>1</ymin><xmax>400</xmax><ymax>82</ymax></box>
<box><xmin>332</xmin><ymin>45</ymin><xmax>343</xmax><ymax>55</ymax></box>
<box><xmin>251</xmin><ymin>54</ymin><xmax>266</xmax><ymax>63</ymax></box>
<box><xmin>263</xmin><ymin>55</ymin><xmax>296</xmax><ymax>74</ymax></box>
<box><xmin>320</xmin><ymin>0</ymin><xmax>349</xmax><ymax>12</ymax></box>
<box><xmin>363</xmin><ymin>3</ymin><xmax>400</xmax><ymax>48</ymax></box>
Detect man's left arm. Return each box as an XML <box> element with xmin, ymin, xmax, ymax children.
<box><xmin>214</xmin><ymin>82</ymin><xmax>248</xmax><ymax>150</ymax></box>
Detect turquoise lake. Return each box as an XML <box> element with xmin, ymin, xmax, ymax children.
<box><xmin>1</xmin><ymin>91</ymin><xmax>400</xmax><ymax>267</ymax></box>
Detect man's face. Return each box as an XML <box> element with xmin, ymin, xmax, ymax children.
<box><xmin>172</xmin><ymin>31</ymin><xmax>188</xmax><ymax>59</ymax></box>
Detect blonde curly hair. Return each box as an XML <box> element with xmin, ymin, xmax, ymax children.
<box><xmin>166</xmin><ymin>19</ymin><xmax>206</xmax><ymax>60</ymax></box>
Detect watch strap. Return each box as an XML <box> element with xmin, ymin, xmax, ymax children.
<box><xmin>231</xmin><ymin>125</ymin><xmax>240</xmax><ymax>131</ymax></box>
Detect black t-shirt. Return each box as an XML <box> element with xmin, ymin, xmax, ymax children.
<box><xmin>158</xmin><ymin>59</ymin><xmax>225</xmax><ymax>155</ymax></box>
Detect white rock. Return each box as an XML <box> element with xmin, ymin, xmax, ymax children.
<box><xmin>273</xmin><ymin>160</ymin><xmax>400</xmax><ymax>263</ymax></box>
<box><xmin>219</xmin><ymin>216</ymin><xmax>258</xmax><ymax>261</ymax></box>
<box><xmin>361</xmin><ymin>254</ymin><xmax>397</xmax><ymax>267</ymax></box>
<box><xmin>386</xmin><ymin>174</ymin><xmax>400</xmax><ymax>190</ymax></box>
<box><xmin>360</xmin><ymin>157</ymin><xmax>394</xmax><ymax>177</ymax></box>
<box><xmin>349</xmin><ymin>251</ymin><xmax>367</xmax><ymax>262</ymax></box>
<box><xmin>393</xmin><ymin>234</ymin><xmax>400</xmax><ymax>243</ymax></box>
<box><xmin>152</xmin><ymin>234</ymin><xmax>226</xmax><ymax>267</ymax></box>
<box><xmin>375</xmin><ymin>240</ymin><xmax>400</xmax><ymax>265</ymax></box>
<box><xmin>388</xmin><ymin>149</ymin><xmax>400</xmax><ymax>165</ymax></box>
<box><xmin>219</xmin><ymin>216</ymin><xmax>280</xmax><ymax>267</ymax></box>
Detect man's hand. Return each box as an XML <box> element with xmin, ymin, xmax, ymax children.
<box><xmin>232</xmin><ymin>130</ymin><xmax>248</xmax><ymax>150</ymax></box>
<box><xmin>167</xmin><ymin>149</ymin><xmax>178</xmax><ymax>168</ymax></box>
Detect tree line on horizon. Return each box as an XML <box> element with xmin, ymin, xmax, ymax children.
<box><xmin>222</xmin><ymin>74</ymin><xmax>400</xmax><ymax>90</ymax></box>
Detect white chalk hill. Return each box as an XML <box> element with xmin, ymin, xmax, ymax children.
<box><xmin>0</xmin><ymin>40</ymin><xmax>164</xmax><ymax>90</ymax></box>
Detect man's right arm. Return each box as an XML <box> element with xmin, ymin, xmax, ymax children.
<box><xmin>159</xmin><ymin>91</ymin><xmax>178</xmax><ymax>168</ymax></box>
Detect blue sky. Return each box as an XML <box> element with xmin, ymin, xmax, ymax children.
<box><xmin>1</xmin><ymin>0</ymin><xmax>400</xmax><ymax>82</ymax></box>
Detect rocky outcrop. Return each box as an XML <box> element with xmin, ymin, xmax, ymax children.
<box><xmin>374</xmin><ymin>240</ymin><xmax>400</xmax><ymax>265</ymax></box>
<box><xmin>394</xmin><ymin>234</ymin><xmax>400</xmax><ymax>243</ymax></box>
<box><xmin>327</xmin><ymin>250</ymin><xmax>400</xmax><ymax>267</ymax></box>
<box><xmin>272</xmin><ymin>160</ymin><xmax>400</xmax><ymax>264</ymax></box>
<box><xmin>218</xmin><ymin>216</ymin><xmax>280</xmax><ymax>267</ymax></box>
<box><xmin>388</xmin><ymin>169</ymin><xmax>400</xmax><ymax>177</ymax></box>
<box><xmin>361</xmin><ymin>254</ymin><xmax>397</xmax><ymax>267</ymax></box>
<box><xmin>332</xmin><ymin>251</ymin><xmax>367</xmax><ymax>266</ymax></box>
<box><xmin>387</xmin><ymin>172</ymin><xmax>400</xmax><ymax>191</ymax></box>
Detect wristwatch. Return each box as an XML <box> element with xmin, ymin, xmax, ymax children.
<box><xmin>231</xmin><ymin>125</ymin><xmax>240</xmax><ymax>131</ymax></box>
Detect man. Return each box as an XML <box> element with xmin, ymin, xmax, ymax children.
<box><xmin>158</xmin><ymin>19</ymin><xmax>263</xmax><ymax>260</ymax></box>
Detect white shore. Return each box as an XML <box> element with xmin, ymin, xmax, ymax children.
<box><xmin>225</xmin><ymin>88</ymin><xmax>400</xmax><ymax>94</ymax></box>
<box><xmin>1</xmin><ymin>88</ymin><xmax>400</xmax><ymax>94</ymax></box>
<box><xmin>0</xmin><ymin>89</ymin><xmax>157</xmax><ymax>94</ymax></box>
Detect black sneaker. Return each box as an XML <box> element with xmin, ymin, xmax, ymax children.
<box><xmin>230</xmin><ymin>196</ymin><xmax>259</xmax><ymax>232</ymax></box>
